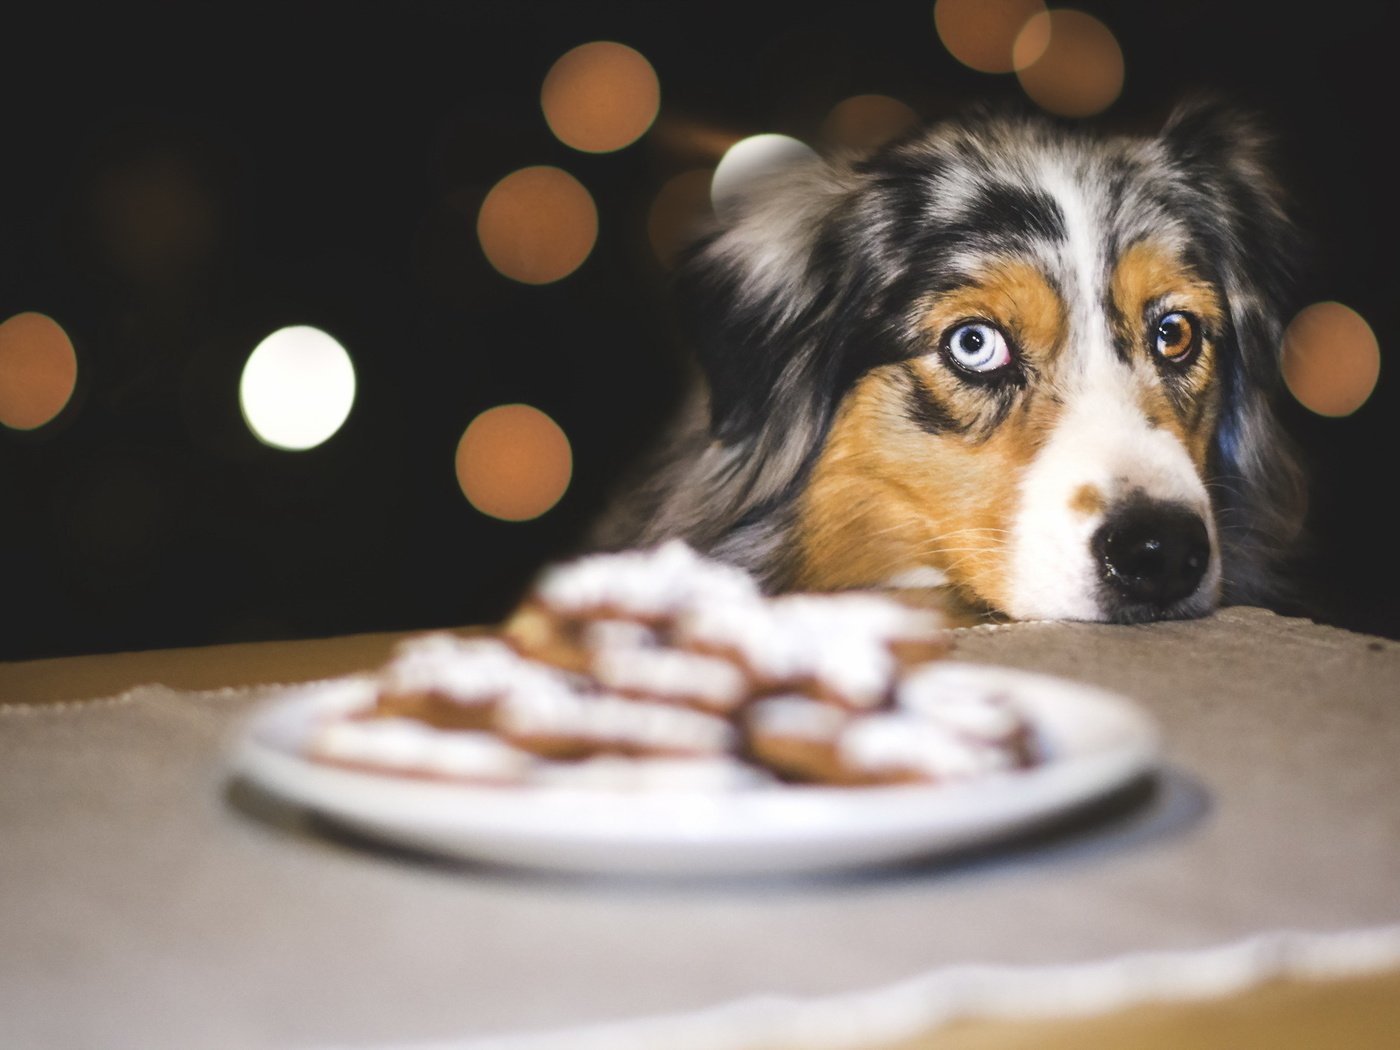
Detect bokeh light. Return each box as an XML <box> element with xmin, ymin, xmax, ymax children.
<box><xmin>0</xmin><ymin>312</ymin><xmax>78</xmax><ymax>431</ymax></box>
<box><xmin>934</xmin><ymin>0</ymin><xmax>1047</xmax><ymax>73</ymax></box>
<box><xmin>541</xmin><ymin>41</ymin><xmax>660</xmax><ymax>153</ymax></box>
<box><xmin>1282</xmin><ymin>301</ymin><xmax>1381</xmax><ymax>418</ymax></box>
<box><xmin>1014</xmin><ymin>9</ymin><xmax>1124</xmax><ymax>117</ymax></box>
<box><xmin>239</xmin><ymin>326</ymin><xmax>357</xmax><ymax>450</ymax></box>
<box><xmin>711</xmin><ymin>134</ymin><xmax>819</xmax><ymax>222</ymax></box>
<box><xmin>648</xmin><ymin>169</ymin><xmax>717</xmax><ymax>267</ymax></box>
<box><xmin>821</xmin><ymin>94</ymin><xmax>920</xmax><ymax>152</ymax></box>
<box><xmin>91</xmin><ymin>150</ymin><xmax>219</xmax><ymax>284</ymax></box>
<box><xmin>477</xmin><ymin>166</ymin><xmax>598</xmax><ymax>285</ymax></box>
<box><xmin>455</xmin><ymin>403</ymin><xmax>572</xmax><ymax>522</ymax></box>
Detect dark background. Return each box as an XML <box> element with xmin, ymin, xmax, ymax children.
<box><xmin>1</xmin><ymin>1</ymin><xmax>1395</xmax><ymax>661</ymax></box>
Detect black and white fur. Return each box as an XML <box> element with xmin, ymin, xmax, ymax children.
<box><xmin>596</xmin><ymin>98</ymin><xmax>1306</xmax><ymax>624</ymax></box>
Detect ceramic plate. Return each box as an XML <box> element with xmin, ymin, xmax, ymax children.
<box><xmin>228</xmin><ymin>663</ymin><xmax>1159</xmax><ymax>877</ymax></box>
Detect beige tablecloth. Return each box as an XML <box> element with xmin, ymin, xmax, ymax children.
<box><xmin>1</xmin><ymin>607</ymin><xmax>1398</xmax><ymax>1049</ymax></box>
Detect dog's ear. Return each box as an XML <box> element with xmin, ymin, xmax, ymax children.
<box><xmin>671</xmin><ymin>157</ymin><xmax>859</xmax><ymax>454</ymax></box>
<box><xmin>1158</xmin><ymin>97</ymin><xmax>1309</xmax><ymax>603</ymax></box>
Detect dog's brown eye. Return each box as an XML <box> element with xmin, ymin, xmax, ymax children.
<box><xmin>1154</xmin><ymin>311</ymin><xmax>1198</xmax><ymax>363</ymax></box>
<box><xmin>944</xmin><ymin>321</ymin><xmax>1013</xmax><ymax>373</ymax></box>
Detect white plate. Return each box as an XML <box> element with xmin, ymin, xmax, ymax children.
<box><xmin>227</xmin><ymin>663</ymin><xmax>1159</xmax><ymax>877</ymax></box>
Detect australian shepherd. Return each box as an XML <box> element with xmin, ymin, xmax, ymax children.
<box><xmin>595</xmin><ymin>98</ymin><xmax>1306</xmax><ymax>625</ymax></box>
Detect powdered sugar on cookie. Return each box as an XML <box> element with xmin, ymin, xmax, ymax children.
<box><xmin>309</xmin><ymin>718</ymin><xmax>535</xmax><ymax>783</ymax></box>
<box><xmin>304</xmin><ymin>542</ymin><xmax>1038</xmax><ymax>792</ymax></box>
<box><xmin>590</xmin><ymin>645</ymin><xmax>750</xmax><ymax>712</ymax></box>
<box><xmin>677</xmin><ymin>592</ymin><xmax>949</xmax><ymax>709</ymax></box>
<box><xmin>531</xmin><ymin>539</ymin><xmax>760</xmax><ymax>621</ymax></box>
<box><xmin>380</xmin><ymin>633</ymin><xmax>552</xmax><ymax>702</ymax></box>
<box><xmin>498</xmin><ymin>681</ymin><xmax>737</xmax><ymax>758</ymax></box>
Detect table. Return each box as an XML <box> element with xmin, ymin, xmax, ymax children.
<box><xmin>3</xmin><ymin>607</ymin><xmax>1398</xmax><ymax>1049</ymax></box>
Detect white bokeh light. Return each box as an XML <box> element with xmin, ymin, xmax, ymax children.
<box><xmin>710</xmin><ymin>134</ymin><xmax>819</xmax><ymax>221</ymax></box>
<box><xmin>239</xmin><ymin>325</ymin><xmax>356</xmax><ymax>451</ymax></box>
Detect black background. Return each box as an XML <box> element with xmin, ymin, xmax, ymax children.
<box><xmin>2</xmin><ymin>1</ymin><xmax>1395</xmax><ymax>660</ymax></box>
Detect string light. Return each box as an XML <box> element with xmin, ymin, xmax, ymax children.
<box><xmin>1282</xmin><ymin>302</ymin><xmax>1381</xmax><ymax>417</ymax></box>
<box><xmin>0</xmin><ymin>312</ymin><xmax>78</xmax><ymax>431</ymax></box>
<box><xmin>239</xmin><ymin>326</ymin><xmax>356</xmax><ymax>450</ymax></box>
<box><xmin>477</xmin><ymin>166</ymin><xmax>598</xmax><ymax>285</ymax></box>
<box><xmin>541</xmin><ymin>41</ymin><xmax>660</xmax><ymax>153</ymax></box>
<box><xmin>455</xmin><ymin>403</ymin><xmax>573</xmax><ymax>521</ymax></box>
<box><xmin>934</xmin><ymin>0</ymin><xmax>1047</xmax><ymax>73</ymax></box>
<box><xmin>821</xmin><ymin>95</ymin><xmax>920</xmax><ymax>152</ymax></box>
<box><xmin>1014</xmin><ymin>9</ymin><xmax>1124</xmax><ymax>117</ymax></box>
<box><xmin>647</xmin><ymin>169</ymin><xmax>716</xmax><ymax>267</ymax></box>
<box><xmin>711</xmin><ymin>134</ymin><xmax>818</xmax><ymax>222</ymax></box>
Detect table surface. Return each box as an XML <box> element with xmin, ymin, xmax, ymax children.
<box><xmin>3</xmin><ymin>607</ymin><xmax>1399</xmax><ymax>1050</ymax></box>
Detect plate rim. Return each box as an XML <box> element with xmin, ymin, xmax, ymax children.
<box><xmin>228</xmin><ymin>662</ymin><xmax>1160</xmax><ymax>875</ymax></box>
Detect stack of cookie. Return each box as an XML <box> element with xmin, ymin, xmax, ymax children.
<box><xmin>304</xmin><ymin>541</ymin><xmax>1038</xmax><ymax>790</ymax></box>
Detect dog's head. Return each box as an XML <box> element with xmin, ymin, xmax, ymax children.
<box><xmin>671</xmin><ymin>99</ymin><xmax>1305</xmax><ymax>623</ymax></box>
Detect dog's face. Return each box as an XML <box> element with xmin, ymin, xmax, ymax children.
<box><xmin>799</xmin><ymin>213</ymin><xmax>1229</xmax><ymax>623</ymax></box>
<box><xmin>662</xmin><ymin>100</ymin><xmax>1305</xmax><ymax>623</ymax></box>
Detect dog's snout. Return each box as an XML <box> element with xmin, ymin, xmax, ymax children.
<box><xmin>1093</xmin><ymin>500</ymin><xmax>1211</xmax><ymax>612</ymax></box>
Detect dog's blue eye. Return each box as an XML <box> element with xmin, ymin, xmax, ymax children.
<box><xmin>945</xmin><ymin>322</ymin><xmax>1012</xmax><ymax>372</ymax></box>
<box><xmin>1155</xmin><ymin>311</ymin><xmax>1198</xmax><ymax>363</ymax></box>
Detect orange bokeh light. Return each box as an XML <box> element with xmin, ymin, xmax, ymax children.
<box><xmin>821</xmin><ymin>94</ymin><xmax>920</xmax><ymax>152</ymax></box>
<box><xmin>476</xmin><ymin>166</ymin><xmax>598</xmax><ymax>285</ymax></box>
<box><xmin>934</xmin><ymin>0</ymin><xmax>1047</xmax><ymax>74</ymax></box>
<box><xmin>1282</xmin><ymin>301</ymin><xmax>1382</xmax><ymax>418</ymax></box>
<box><xmin>541</xmin><ymin>41</ymin><xmax>660</xmax><ymax>154</ymax></box>
<box><xmin>455</xmin><ymin>404</ymin><xmax>573</xmax><ymax>521</ymax></box>
<box><xmin>0</xmin><ymin>312</ymin><xmax>78</xmax><ymax>430</ymax></box>
<box><xmin>647</xmin><ymin>169</ymin><xmax>716</xmax><ymax>268</ymax></box>
<box><xmin>1015</xmin><ymin>10</ymin><xmax>1124</xmax><ymax>117</ymax></box>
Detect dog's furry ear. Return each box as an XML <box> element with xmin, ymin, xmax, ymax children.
<box><xmin>592</xmin><ymin>157</ymin><xmax>874</xmax><ymax>575</ymax></box>
<box><xmin>1157</xmin><ymin>97</ymin><xmax>1308</xmax><ymax>604</ymax></box>
<box><xmin>672</xmin><ymin>158</ymin><xmax>861</xmax><ymax>470</ymax></box>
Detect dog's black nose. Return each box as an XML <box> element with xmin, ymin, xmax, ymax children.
<box><xmin>1092</xmin><ymin>500</ymin><xmax>1211</xmax><ymax>612</ymax></box>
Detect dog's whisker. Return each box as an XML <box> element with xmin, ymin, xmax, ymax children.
<box><xmin>856</xmin><ymin>519</ymin><xmax>1012</xmax><ymax>542</ymax></box>
<box><xmin>898</xmin><ymin>529</ymin><xmax>1003</xmax><ymax>550</ymax></box>
<box><xmin>858</xmin><ymin>517</ymin><xmax>933</xmax><ymax>542</ymax></box>
<box><xmin>911</xmin><ymin>528</ymin><xmax>1010</xmax><ymax>542</ymax></box>
<box><xmin>898</xmin><ymin>544</ymin><xmax>993</xmax><ymax>563</ymax></box>
<box><xmin>935</xmin><ymin>551</ymin><xmax>995</xmax><ymax>576</ymax></box>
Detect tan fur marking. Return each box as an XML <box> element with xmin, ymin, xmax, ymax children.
<box><xmin>1112</xmin><ymin>242</ymin><xmax>1222</xmax><ymax>324</ymax></box>
<box><xmin>1111</xmin><ymin>241</ymin><xmax>1223</xmax><ymax>471</ymax></box>
<box><xmin>1070</xmin><ymin>484</ymin><xmax>1105</xmax><ymax>517</ymax></box>
<box><xmin>795</xmin><ymin>365</ymin><xmax>1061</xmax><ymax>615</ymax></box>
<box><xmin>920</xmin><ymin>260</ymin><xmax>1066</xmax><ymax>369</ymax></box>
<box><xmin>795</xmin><ymin>261</ymin><xmax>1073</xmax><ymax>614</ymax></box>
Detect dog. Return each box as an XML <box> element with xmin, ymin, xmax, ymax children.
<box><xmin>594</xmin><ymin>98</ymin><xmax>1306</xmax><ymax>625</ymax></box>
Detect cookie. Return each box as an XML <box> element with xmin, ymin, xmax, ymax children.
<box><xmin>836</xmin><ymin>712</ymin><xmax>1024</xmax><ymax>785</ymax></box>
<box><xmin>307</xmin><ymin>717</ymin><xmax>536</xmax><ymax>784</ymax></box>
<box><xmin>529</xmin><ymin>539</ymin><xmax>761</xmax><ymax>623</ymax></box>
<box><xmin>742</xmin><ymin>695</ymin><xmax>853</xmax><ymax>783</ymax></box>
<box><xmin>495</xmin><ymin>677</ymin><xmax>738</xmax><ymax>760</ymax></box>
<box><xmin>373</xmin><ymin>632</ymin><xmax>564</xmax><ymax>731</ymax></box>
<box><xmin>896</xmin><ymin>664</ymin><xmax>1039</xmax><ymax>765</ymax></box>
<box><xmin>588</xmin><ymin>643</ymin><xmax>752</xmax><ymax>714</ymax></box>
<box><xmin>503</xmin><ymin>541</ymin><xmax>761</xmax><ymax>669</ymax></box>
<box><xmin>678</xmin><ymin>592</ymin><xmax>951</xmax><ymax>710</ymax></box>
<box><xmin>743</xmin><ymin>668</ymin><xmax>1036</xmax><ymax>786</ymax></box>
<box><xmin>299</xmin><ymin>544</ymin><xmax>1041</xmax><ymax>795</ymax></box>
